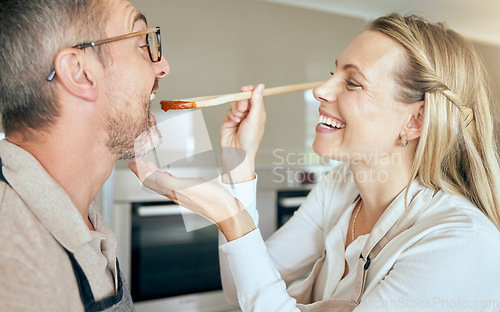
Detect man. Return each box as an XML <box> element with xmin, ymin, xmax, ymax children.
<box><xmin>0</xmin><ymin>0</ymin><xmax>169</xmax><ymax>310</ymax></box>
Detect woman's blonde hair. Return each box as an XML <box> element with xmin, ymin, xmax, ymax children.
<box><xmin>368</xmin><ymin>13</ymin><xmax>500</xmax><ymax>229</ymax></box>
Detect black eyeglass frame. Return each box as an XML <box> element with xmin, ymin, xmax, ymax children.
<box><xmin>46</xmin><ymin>26</ymin><xmax>161</xmax><ymax>81</ymax></box>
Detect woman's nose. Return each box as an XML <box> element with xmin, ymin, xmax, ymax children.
<box><xmin>155</xmin><ymin>56</ymin><xmax>170</xmax><ymax>78</ymax></box>
<box><xmin>313</xmin><ymin>77</ymin><xmax>337</xmax><ymax>103</ymax></box>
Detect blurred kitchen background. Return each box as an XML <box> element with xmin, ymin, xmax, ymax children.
<box><xmin>110</xmin><ymin>1</ymin><xmax>500</xmax><ymax>311</ymax></box>
<box><xmin>2</xmin><ymin>0</ymin><xmax>499</xmax><ymax>311</ymax></box>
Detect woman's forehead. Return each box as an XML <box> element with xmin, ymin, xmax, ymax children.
<box><xmin>338</xmin><ymin>31</ymin><xmax>406</xmax><ymax>80</ymax></box>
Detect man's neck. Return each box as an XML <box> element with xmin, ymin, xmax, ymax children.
<box><xmin>8</xmin><ymin>131</ymin><xmax>116</xmax><ymax>230</ymax></box>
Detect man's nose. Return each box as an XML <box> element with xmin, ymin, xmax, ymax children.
<box><xmin>155</xmin><ymin>56</ymin><xmax>170</xmax><ymax>78</ymax></box>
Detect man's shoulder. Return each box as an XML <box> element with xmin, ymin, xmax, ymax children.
<box><xmin>0</xmin><ymin>185</ymin><xmax>62</xmax><ymax>262</ymax></box>
<box><xmin>0</xmin><ymin>181</ymin><xmax>6</xmax><ymax>204</ymax></box>
<box><xmin>0</xmin><ymin>181</ymin><xmax>32</xmax><ymax>223</ymax></box>
<box><xmin>0</xmin><ymin>249</ymin><xmax>82</xmax><ymax>311</ymax></box>
<box><xmin>0</xmin><ymin>181</ymin><xmax>27</xmax><ymax>228</ymax></box>
<box><xmin>0</xmin><ymin>186</ymin><xmax>81</xmax><ymax>309</ymax></box>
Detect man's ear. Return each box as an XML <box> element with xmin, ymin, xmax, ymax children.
<box><xmin>53</xmin><ymin>48</ymin><xmax>98</xmax><ymax>102</ymax></box>
<box><xmin>404</xmin><ymin>100</ymin><xmax>425</xmax><ymax>141</ymax></box>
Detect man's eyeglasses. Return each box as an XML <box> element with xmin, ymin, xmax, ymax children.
<box><xmin>47</xmin><ymin>27</ymin><xmax>162</xmax><ymax>81</ymax></box>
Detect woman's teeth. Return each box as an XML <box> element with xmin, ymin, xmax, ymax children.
<box><xmin>318</xmin><ymin>115</ymin><xmax>345</xmax><ymax>129</ymax></box>
<box><xmin>150</xmin><ymin>93</ymin><xmax>156</xmax><ymax>101</ymax></box>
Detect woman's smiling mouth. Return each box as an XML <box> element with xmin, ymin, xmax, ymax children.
<box><xmin>318</xmin><ymin>114</ymin><xmax>346</xmax><ymax>129</ymax></box>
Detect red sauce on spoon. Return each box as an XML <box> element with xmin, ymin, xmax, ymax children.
<box><xmin>160</xmin><ymin>100</ymin><xmax>197</xmax><ymax>112</ymax></box>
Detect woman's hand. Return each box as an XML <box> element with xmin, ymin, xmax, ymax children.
<box><xmin>220</xmin><ymin>84</ymin><xmax>266</xmax><ymax>184</ymax></box>
<box><xmin>128</xmin><ymin>158</ymin><xmax>256</xmax><ymax>241</ymax></box>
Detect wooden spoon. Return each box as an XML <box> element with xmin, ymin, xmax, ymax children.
<box><xmin>160</xmin><ymin>81</ymin><xmax>323</xmax><ymax>112</ymax></box>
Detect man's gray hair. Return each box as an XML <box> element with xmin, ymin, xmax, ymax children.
<box><xmin>0</xmin><ymin>0</ymin><xmax>109</xmax><ymax>136</ymax></box>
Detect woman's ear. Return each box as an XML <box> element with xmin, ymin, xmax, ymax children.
<box><xmin>405</xmin><ymin>100</ymin><xmax>425</xmax><ymax>141</ymax></box>
<box><xmin>53</xmin><ymin>48</ymin><xmax>98</xmax><ymax>102</ymax></box>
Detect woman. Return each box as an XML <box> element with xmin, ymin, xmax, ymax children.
<box><xmin>130</xmin><ymin>13</ymin><xmax>500</xmax><ymax>311</ymax></box>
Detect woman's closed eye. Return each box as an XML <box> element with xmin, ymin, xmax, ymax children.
<box><xmin>329</xmin><ymin>72</ymin><xmax>362</xmax><ymax>88</ymax></box>
<box><xmin>345</xmin><ymin>79</ymin><xmax>361</xmax><ymax>88</ymax></box>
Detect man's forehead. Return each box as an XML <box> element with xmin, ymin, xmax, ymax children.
<box><xmin>118</xmin><ymin>0</ymin><xmax>147</xmax><ymax>30</ymax></box>
<box><xmin>105</xmin><ymin>0</ymin><xmax>147</xmax><ymax>32</ymax></box>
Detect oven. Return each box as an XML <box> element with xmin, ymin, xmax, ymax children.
<box><xmin>131</xmin><ymin>201</ymin><xmax>222</xmax><ymax>302</ymax></box>
<box><xmin>112</xmin><ymin>168</ymin><xmax>239</xmax><ymax>312</ymax></box>
<box><xmin>276</xmin><ymin>189</ymin><xmax>311</xmax><ymax>228</ymax></box>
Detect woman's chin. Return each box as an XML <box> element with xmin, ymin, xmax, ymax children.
<box><xmin>312</xmin><ymin>140</ymin><xmax>330</xmax><ymax>158</ymax></box>
<box><xmin>312</xmin><ymin>141</ymin><xmax>344</xmax><ymax>163</ymax></box>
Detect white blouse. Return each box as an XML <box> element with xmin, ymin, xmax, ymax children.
<box><xmin>218</xmin><ymin>164</ymin><xmax>500</xmax><ymax>312</ymax></box>
<box><xmin>331</xmin><ymin>234</ymin><xmax>367</xmax><ymax>300</ymax></box>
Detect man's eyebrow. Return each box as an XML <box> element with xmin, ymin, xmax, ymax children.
<box><xmin>335</xmin><ymin>59</ymin><xmax>367</xmax><ymax>80</ymax></box>
<box><xmin>132</xmin><ymin>12</ymin><xmax>148</xmax><ymax>29</ymax></box>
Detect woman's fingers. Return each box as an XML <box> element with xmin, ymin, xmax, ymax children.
<box><xmin>128</xmin><ymin>158</ymin><xmax>156</xmax><ymax>182</ymax></box>
<box><xmin>240</xmin><ymin>85</ymin><xmax>254</xmax><ymax>92</ymax></box>
<box><xmin>129</xmin><ymin>158</ymin><xmax>172</xmax><ymax>197</ymax></box>
<box><xmin>228</xmin><ymin>86</ymin><xmax>253</xmax><ymax>122</ymax></box>
<box><xmin>227</xmin><ymin>84</ymin><xmax>264</xmax><ymax>125</ymax></box>
<box><xmin>231</xmin><ymin>102</ymin><xmax>248</xmax><ymax>121</ymax></box>
<box><xmin>223</xmin><ymin>108</ymin><xmax>242</xmax><ymax>126</ymax></box>
<box><xmin>248</xmin><ymin>84</ymin><xmax>266</xmax><ymax>121</ymax></box>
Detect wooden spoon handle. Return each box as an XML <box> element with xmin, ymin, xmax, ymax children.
<box><xmin>193</xmin><ymin>81</ymin><xmax>323</xmax><ymax>107</ymax></box>
<box><xmin>160</xmin><ymin>81</ymin><xmax>324</xmax><ymax>112</ymax></box>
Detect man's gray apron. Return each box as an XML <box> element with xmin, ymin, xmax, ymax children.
<box><xmin>63</xmin><ymin>249</ymin><xmax>134</xmax><ymax>312</ymax></box>
<box><xmin>0</xmin><ymin>158</ymin><xmax>135</xmax><ymax>312</ymax></box>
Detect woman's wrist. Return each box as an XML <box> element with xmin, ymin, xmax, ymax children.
<box><xmin>216</xmin><ymin>210</ymin><xmax>256</xmax><ymax>242</ymax></box>
<box><xmin>221</xmin><ymin>149</ymin><xmax>256</xmax><ymax>184</ymax></box>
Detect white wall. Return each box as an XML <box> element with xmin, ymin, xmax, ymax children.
<box><xmin>128</xmin><ymin>0</ymin><xmax>500</xmax><ymax>166</ymax></box>
<box><xmin>129</xmin><ymin>0</ymin><xmax>366</xmax><ymax>165</ymax></box>
<box><xmin>474</xmin><ymin>41</ymin><xmax>500</xmax><ymax>142</ymax></box>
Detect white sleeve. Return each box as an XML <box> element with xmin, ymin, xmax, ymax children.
<box><xmin>218</xmin><ymin>175</ymin><xmax>259</xmax><ymax>226</ymax></box>
<box><xmin>354</xmin><ymin>228</ymin><xmax>500</xmax><ymax>312</ymax></box>
<box><xmin>218</xmin><ymin>176</ymin><xmax>259</xmax><ymax>306</ymax></box>
<box><xmin>217</xmin><ymin>172</ymin><xmax>334</xmax><ymax>311</ymax></box>
<box><xmin>219</xmin><ymin>229</ymin><xmax>301</xmax><ymax>311</ymax></box>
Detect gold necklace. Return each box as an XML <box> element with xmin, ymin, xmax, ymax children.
<box><xmin>351</xmin><ymin>200</ymin><xmax>363</xmax><ymax>241</ymax></box>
